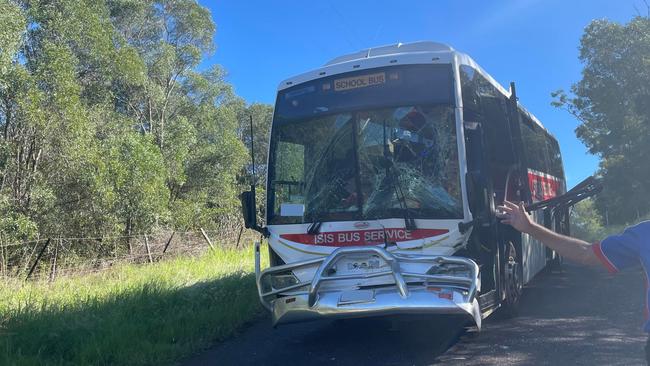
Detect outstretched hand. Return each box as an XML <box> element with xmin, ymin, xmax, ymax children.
<box><xmin>496</xmin><ymin>200</ymin><xmax>534</xmax><ymax>234</ymax></box>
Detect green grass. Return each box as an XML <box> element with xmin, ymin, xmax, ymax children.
<box><xmin>0</xmin><ymin>246</ymin><xmax>267</xmax><ymax>365</ymax></box>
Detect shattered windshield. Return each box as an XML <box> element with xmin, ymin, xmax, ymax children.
<box><xmin>357</xmin><ymin>106</ymin><xmax>462</xmax><ymax>219</ymax></box>
<box><xmin>268</xmin><ymin>105</ymin><xmax>462</xmax><ymax>224</ymax></box>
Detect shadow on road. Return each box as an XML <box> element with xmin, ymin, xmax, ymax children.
<box><xmin>437</xmin><ymin>264</ymin><xmax>647</xmax><ymax>366</ymax></box>
<box><xmin>185</xmin><ymin>314</ymin><xmax>469</xmax><ymax>366</ymax></box>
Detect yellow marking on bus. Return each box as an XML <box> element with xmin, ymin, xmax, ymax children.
<box><xmin>421</xmin><ymin>235</ymin><xmax>451</xmax><ymax>249</ymax></box>
<box><xmin>277</xmin><ymin>239</ymin><xmax>329</xmax><ymax>256</ymax></box>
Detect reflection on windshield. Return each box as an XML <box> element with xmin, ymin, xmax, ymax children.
<box><xmin>303</xmin><ymin>113</ymin><xmax>359</xmax><ymax>216</ymax></box>
<box><xmin>268</xmin><ymin>105</ymin><xmax>462</xmax><ymax>224</ymax></box>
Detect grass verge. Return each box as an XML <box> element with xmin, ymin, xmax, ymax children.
<box><xmin>0</xmin><ymin>245</ymin><xmax>266</xmax><ymax>365</ymax></box>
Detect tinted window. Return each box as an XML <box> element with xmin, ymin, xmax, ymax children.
<box><xmin>460</xmin><ymin>65</ymin><xmax>514</xmax><ymax>168</ymax></box>
<box><xmin>460</xmin><ymin>65</ymin><xmax>481</xmax><ymax>115</ymax></box>
<box><xmin>545</xmin><ymin>138</ymin><xmax>565</xmax><ymax>180</ymax></box>
<box><xmin>520</xmin><ymin>114</ymin><xmax>551</xmax><ymax>174</ymax></box>
<box><xmin>520</xmin><ymin>114</ymin><xmax>566</xmax><ymax>201</ymax></box>
<box><xmin>275</xmin><ymin>64</ymin><xmax>455</xmax><ymax>123</ymax></box>
<box><xmin>461</xmin><ymin>65</ymin><xmax>566</xmax><ymax>202</ymax></box>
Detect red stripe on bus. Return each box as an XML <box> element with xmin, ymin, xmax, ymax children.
<box><xmin>528</xmin><ymin>170</ymin><xmax>561</xmax><ymax>202</ymax></box>
<box><xmin>280</xmin><ymin>228</ymin><xmax>449</xmax><ymax>247</ymax></box>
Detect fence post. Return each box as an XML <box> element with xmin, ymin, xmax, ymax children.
<box><xmin>22</xmin><ymin>240</ymin><xmax>40</xmax><ymax>275</ymax></box>
<box><xmin>200</xmin><ymin>228</ymin><xmax>215</xmax><ymax>250</ymax></box>
<box><xmin>0</xmin><ymin>237</ymin><xmax>4</xmax><ymax>278</ymax></box>
<box><xmin>26</xmin><ymin>238</ymin><xmax>51</xmax><ymax>281</ymax></box>
<box><xmin>161</xmin><ymin>231</ymin><xmax>175</xmax><ymax>255</ymax></box>
<box><xmin>49</xmin><ymin>239</ymin><xmax>59</xmax><ymax>282</ymax></box>
<box><xmin>236</xmin><ymin>226</ymin><xmax>244</xmax><ymax>248</ymax></box>
<box><xmin>144</xmin><ymin>235</ymin><xmax>153</xmax><ymax>263</ymax></box>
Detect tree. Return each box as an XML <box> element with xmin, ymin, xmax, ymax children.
<box><xmin>0</xmin><ymin>0</ymin><xmax>25</xmax><ymax>77</ymax></box>
<box><xmin>107</xmin><ymin>133</ymin><xmax>169</xmax><ymax>240</ymax></box>
<box><xmin>108</xmin><ymin>0</ymin><xmax>215</xmax><ymax>150</ymax></box>
<box><xmin>237</xmin><ymin>102</ymin><xmax>273</xmax><ymax>185</ymax></box>
<box><xmin>570</xmin><ymin>198</ymin><xmax>605</xmax><ymax>242</ymax></box>
<box><xmin>0</xmin><ymin>0</ymin><xmax>270</xmax><ymax>257</ymax></box>
<box><xmin>553</xmin><ymin>16</ymin><xmax>650</xmax><ymax>224</ymax></box>
<box><xmin>169</xmin><ymin>66</ymin><xmax>248</xmax><ymax>230</ymax></box>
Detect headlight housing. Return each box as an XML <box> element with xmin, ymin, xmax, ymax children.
<box><xmin>260</xmin><ymin>271</ymin><xmax>300</xmax><ymax>293</ymax></box>
<box><xmin>426</xmin><ymin>263</ymin><xmax>472</xmax><ymax>278</ymax></box>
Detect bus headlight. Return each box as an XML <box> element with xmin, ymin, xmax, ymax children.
<box><xmin>261</xmin><ymin>272</ymin><xmax>300</xmax><ymax>293</ymax></box>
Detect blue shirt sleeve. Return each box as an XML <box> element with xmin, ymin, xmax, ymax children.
<box><xmin>594</xmin><ymin>221</ymin><xmax>649</xmax><ymax>273</ymax></box>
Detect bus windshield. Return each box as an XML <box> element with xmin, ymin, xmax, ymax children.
<box><xmin>267</xmin><ymin>65</ymin><xmax>462</xmax><ymax>224</ymax></box>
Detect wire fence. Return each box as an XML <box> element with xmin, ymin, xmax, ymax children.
<box><xmin>0</xmin><ymin>223</ymin><xmax>259</xmax><ymax>282</ymax></box>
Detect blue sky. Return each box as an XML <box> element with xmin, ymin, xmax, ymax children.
<box><xmin>199</xmin><ymin>0</ymin><xmax>644</xmax><ymax>188</ymax></box>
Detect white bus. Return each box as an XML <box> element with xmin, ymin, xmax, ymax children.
<box><xmin>240</xmin><ymin>41</ymin><xmax>597</xmax><ymax>328</ymax></box>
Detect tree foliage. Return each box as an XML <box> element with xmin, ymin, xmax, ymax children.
<box><xmin>0</xmin><ymin>0</ymin><xmax>25</xmax><ymax>76</ymax></box>
<box><xmin>0</xmin><ymin>0</ymin><xmax>273</xmax><ymax>248</ymax></box>
<box><xmin>553</xmin><ymin>16</ymin><xmax>650</xmax><ymax>224</ymax></box>
<box><xmin>570</xmin><ymin>198</ymin><xmax>606</xmax><ymax>242</ymax></box>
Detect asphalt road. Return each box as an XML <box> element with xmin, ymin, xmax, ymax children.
<box><xmin>182</xmin><ymin>264</ymin><xmax>647</xmax><ymax>366</ymax></box>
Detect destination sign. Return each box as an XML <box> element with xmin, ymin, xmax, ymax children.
<box><xmin>334</xmin><ymin>72</ymin><xmax>386</xmax><ymax>92</ymax></box>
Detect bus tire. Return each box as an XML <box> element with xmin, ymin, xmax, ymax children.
<box><xmin>499</xmin><ymin>241</ymin><xmax>523</xmax><ymax>318</ymax></box>
<box><xmin>549</xmin><ymin>252</ymin><xmax>563</xmax><ymax>270</ymax></box>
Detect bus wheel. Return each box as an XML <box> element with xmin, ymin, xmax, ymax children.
<box><xmin>549</xmin><ymin>253</ymin><xmax>563</xmax><ymax>270</ymax></box>
<box><xmin>500</xmin><ymin>241</ymin><xmax>523</xmax><ymax>317</ymax></box>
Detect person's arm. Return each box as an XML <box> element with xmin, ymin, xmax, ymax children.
<box><xmin>496</xmin><ymin>201</ymin><xmax>602</xmax><ymax>267</ymax></box>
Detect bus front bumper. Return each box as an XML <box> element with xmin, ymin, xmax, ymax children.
<box><xmin>254</xmin><ymin>244</ymin><xmax>482</xmax><ymax>328</ymax></box>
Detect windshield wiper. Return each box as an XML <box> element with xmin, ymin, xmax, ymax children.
<box><xmin>307</xmin><ymin>211</ymin><xmax>324</xmax><ymax>235</ymax></box>
<box><xmin>384</xmin><ymin>166</ymin><xmax>417</xmax><ymax>230</ymax></box>
<box><xmin>304</xmin><ymin>204</ymin><xmax>327</xmax><ymax>235</ymax></box>
<box><xmin>303</xmin><ymin>117</ymin><xmax>355</xmax><ymax>236</ymax></box>
<box><xmin>382</xmin><ymin>119</ymin><xmax>417</xmax><ymax>230</ymax></box>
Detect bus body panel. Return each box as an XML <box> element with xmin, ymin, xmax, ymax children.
<box><xmin>523</xmin><ymin>213</ymin><xmax>549</xmax><ymax>283</ymax></box>
<box><xmin>267</xmin><ymin>218</ymin><xmax>471</xmax><ymax>284</ymax></box>
<box><xmin>258</xmin><ymin>41</ymin><xmax>567</xmax><ymax>326</ymax></box>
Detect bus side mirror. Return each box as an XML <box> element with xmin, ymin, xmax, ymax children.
<box><xmin>240</xmin><ymin>191</ymin><xmax>256</xmax><ymax>229</ymax></box>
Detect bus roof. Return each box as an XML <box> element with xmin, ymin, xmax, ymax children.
<box><xmin>323</xmin><ymin>41</ymin><xmax>454</xmax><ymax>65</ymax></box>
<box><xmin>277</xmin><ymin>41</ymin><xmax>548</xmax><ymax>134</ymax></box>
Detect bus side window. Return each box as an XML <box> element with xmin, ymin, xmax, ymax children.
<box><xmin>460</xmin><ymin>65</ymin><xmax>481</xmax><ymax>117</ymax></box>
<box><xmin>545</xmin><ymin>137</ymin><xmax>566</xmax><ymax>195</ymax></box>
<box><xmin>520</xmin><ymin>113</ymin><xmax>562</xmax><ymax>201</ymax></box>
<box><xmin>520</xmin><ymin>114</ymin><xmax>549</xmax><ymax>171</ymax></box>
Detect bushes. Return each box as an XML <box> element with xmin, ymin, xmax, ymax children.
<box><xmin>571</xmin><ymin>198</ymin><xmax>650</xmax><ymax>242</ymax></box>
<box><xmin>0</xmin><ymin>246</ymin><xmax>266</xmax><ymax>366</ymax></box>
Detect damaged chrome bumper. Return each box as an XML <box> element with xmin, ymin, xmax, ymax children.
<box><xmin>254</xmin><ymin>243</ymin><xmax>481</xmax><ymax>328</ymax></box>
